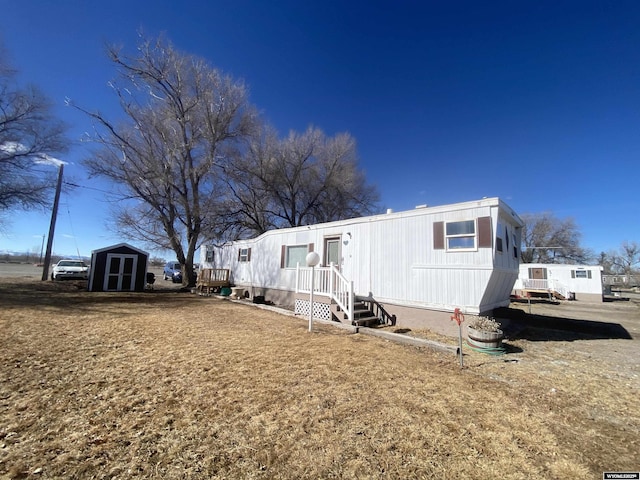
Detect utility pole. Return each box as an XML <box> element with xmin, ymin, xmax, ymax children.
<box><xmin>41</xmin><ymin>164</ymin><xmax>64</xmax><ymax>281</ymax></box>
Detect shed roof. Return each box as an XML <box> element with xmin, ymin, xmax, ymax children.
<box><xmin>91</xmin><ymin>242</ymin><xmax>149</xmax><ymax>256</ymax></box>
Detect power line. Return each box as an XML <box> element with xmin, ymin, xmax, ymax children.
<box><xmin>63</xmin><ymin>181</ymin><xmax>113</xmax><ymax>194</ymax></box>
<box><xmin>65</xmin><ymin>201</ymin><xmax>82</xmax><ymax>259</ymax></box>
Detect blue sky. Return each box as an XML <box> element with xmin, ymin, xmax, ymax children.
<box><xmin>1</xmin><ymin>0</ymin><xmax>639</xmax><ymax>259</ymax></box>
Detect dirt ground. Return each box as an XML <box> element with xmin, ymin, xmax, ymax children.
<box><xmin>0</xmin><ymin>275</ymin><xmax>638</xmax><ymax>479</ymax></box>
<box><xmin>519</xmin><ymin>298</ymin><xmax>635</xmax><ymax>377</ymax></box>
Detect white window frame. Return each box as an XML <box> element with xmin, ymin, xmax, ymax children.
<box><xmin>239</xmin><ymin>247</ymin><xmax>250</xmax><ymax>262</ymax></box>
<box><xmin>445</xmin><ymin>219</ymin><xmax>477</xmax><ymax>251</ymax></box>
<box><xmin>573</xmin><ymin>269</ymin><xmax>591</xmax><ymax>279</ymax></box>
<box><xmin>286</xmin><ymin>245</ymin><xmax>308</xmax><ymax>269</ymax></box>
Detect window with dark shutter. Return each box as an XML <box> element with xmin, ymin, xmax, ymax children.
<box><xmin>574</xmin><ymin>270</ymin><xmax>591</xmax><ymax>279</ymax></box>
<box><xmin>238</xmin><ymin>248</ymin><xmax>250</xmax><ymax>262</ymax></box>
<box><xmin>283</xmin><ymin>244</ymin><xmax>310</xmax><ymax>268</ymax></box>
<box><xmin>445</xmin><ymin>220</ymin><xmax>476</xmax><ymax>250</ymax></box>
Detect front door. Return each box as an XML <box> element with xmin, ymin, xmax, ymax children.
<box><xmin>104</xmin><ymin>254</ymin><xmax>138</xmax><ymax>291</ymax></box>
<box><xmin>324</xmin><ymin>237</ymin><xmax>341</xmax><ymax>268</ymax></box>
<box><xmin>530</xmin><ymin>267</ymin><xmax>547</xmax><ymax>280</ymax></box>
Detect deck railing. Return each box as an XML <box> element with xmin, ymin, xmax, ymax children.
<box><xmin>296</xmin><ymin>263</ymin><xmax>354</xmax><ymax>323</ymax></box>
<box><xmin>521</xmin><ymin>278</ymin><xmax>570</xmax><ymax>299</ymax></box>
<box><xmin>197</xmin><ymin>268</ymin><xmax>230</xmax><ymax>285</ymax></box>
<box><xmin>521</xmin><ymin>279</ymin><xmax>548</xmax><ymax>290</ymax></box>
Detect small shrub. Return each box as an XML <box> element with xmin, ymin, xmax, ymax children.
<box><xmin>468</xmin><ymin>315</ymin><xmax>502</xmax><ymax>332</ymax></box>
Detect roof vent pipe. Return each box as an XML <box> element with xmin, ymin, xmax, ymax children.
<box><xmin>386</xmin><ymin>208</ymin><xmax>394</xmax><ymax>214</ymax></box>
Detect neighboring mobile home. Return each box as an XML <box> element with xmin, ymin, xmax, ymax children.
<box><xmin>513</xmin><ymin>263</ymin><xmax>604</xmax><ymax>302</ymax></box>
<box><xmin>200</xmin><ymin>197</ymin><xmax>523</xmax><ymax>331</ymax></box>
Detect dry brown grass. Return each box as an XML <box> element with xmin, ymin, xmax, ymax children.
<box><xmin>0</xmin><ymin>279</ymin><xmax>638</xmax><ymax>479</ymax></box>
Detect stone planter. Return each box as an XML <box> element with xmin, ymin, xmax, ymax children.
<box><xmin>467</xmin><ymin>326</ymin><xmax>504</xmax><ymax>349</ymax></box>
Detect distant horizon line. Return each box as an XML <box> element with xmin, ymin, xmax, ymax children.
<box><xmin>0</xmin><ymin>251</ymin><xmax>170</xmax><ymax>261</ymax></box>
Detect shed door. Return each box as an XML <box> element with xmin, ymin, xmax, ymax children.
<box><xmin>324</xmin><ymin>237</ymin><xmax>341</xmax><ymax>268</ymax></box>
<box><xmin>104</xmin><ymin>254</ymin><xmax>138</xmax><ymax>291</ymax></box>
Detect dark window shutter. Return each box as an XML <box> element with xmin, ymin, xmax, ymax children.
<box><xmin>478</xmin><ymin>216</ymin><xmax>492</xmax><ymax>248</ymax></box>
<box><xmin>571</xmin><ymin>270</ymin><xmax>576</xmax><ymax>279</ymax></box>
<box><xmin>308</xmin><ymin>243</ymin><xmax>314</xmax><ymax>252</ymax></box>
<box><xmin>433</xmin><ymin>222</ymin><xmax>444</xmax><ymax>250</ymax></box>
<box><xmin>247</xmin><ymin>248</ymin><xmax>252</xmax><ymax>262</ymax></box>
<box><xmin>280</xmin><ymin>245</ymin><xmax>286</xmax><ymax>268</ymax></box>
<box><xmin>238</xmin><ymin>249</ymin><xmax>241</xmax><ymax>261</ymax></box>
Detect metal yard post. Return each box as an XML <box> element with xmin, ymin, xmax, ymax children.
<box><xmin>306</xmin><ymin>252</ymin><xmax>320</xmax><ymax>332</ymax></box>
<box><xmin>450</xmin><ymin>308</ymin><xmax>465</xmax><ymax>368</ymax></box>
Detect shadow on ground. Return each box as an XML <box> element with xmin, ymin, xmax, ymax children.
<box><xmin>495</xmin><ymin>307</ymin><xmax>633</xmax><ymax>342</ymax></box>
<box><xmin>0</xmin><ymin>280</ymin><xmax>197</xmax><ymax>314</ymax></box>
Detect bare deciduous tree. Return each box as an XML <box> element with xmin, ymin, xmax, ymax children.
<box><xmin>520</xmin><ymin>212</ymin><xmax>591</xmax><ymax>264</ymax></box>
<box><xmin>597</xmin><ymin>251</ymin><xmax>615</xmax><ymax>275</ymax></box>
<box><xmin>0</xmin><ymin>49</ymin><xmax>67</xmax><ymax>224</ymax></box>
<box><xmin>224</xmin><ymin>126</ymin><xmax>379</xmax><ymax>237</ymax></box>
<box><xmin>218</xmin><ymin>126</ymin><xmax>280</xmax><ymax>237</ymax></box>
<box><xmin>75</xmin><ymin>35</ymin><xmax>256</xmax><ymax>286</ymax></box>
<box><xmin>609</xmin><ymin>241</ymin><xmax>640</xmax><ymax>278</ymax></box>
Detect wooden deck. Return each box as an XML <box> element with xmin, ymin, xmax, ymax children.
<box><xmin>196</xmin><ymin>268</ymin><xmax>231</xmax><ymax>295</ymax></box>
<box><xmin>521</xmin><ymin>288</ymin><xmax>566</xmax><ymax>301</ymax></box>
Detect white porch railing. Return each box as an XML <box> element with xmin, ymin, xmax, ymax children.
<box><xmin>521</xmin><ymin>278</ymin><xmax>570</xmax><ymax>299</ymax></box>
<box><xmin>296</xmin><ymin>263</ymin><xmax>354</xmax><ymax>323</ymax></box>
<box><xmin>521</xmin><ymin>279</ymin><xmax>548</xmax><ymax>290</ymax></box>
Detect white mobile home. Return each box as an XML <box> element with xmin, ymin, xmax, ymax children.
<box><xmin>200</xmin><ymin>197</ymin><xmax>523</xmax><ymax>330</ymax></box>
<box><xmin>513</xmin><ymin>263</ymin><xmax>604</xmax><ymax>302</ymax></box>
